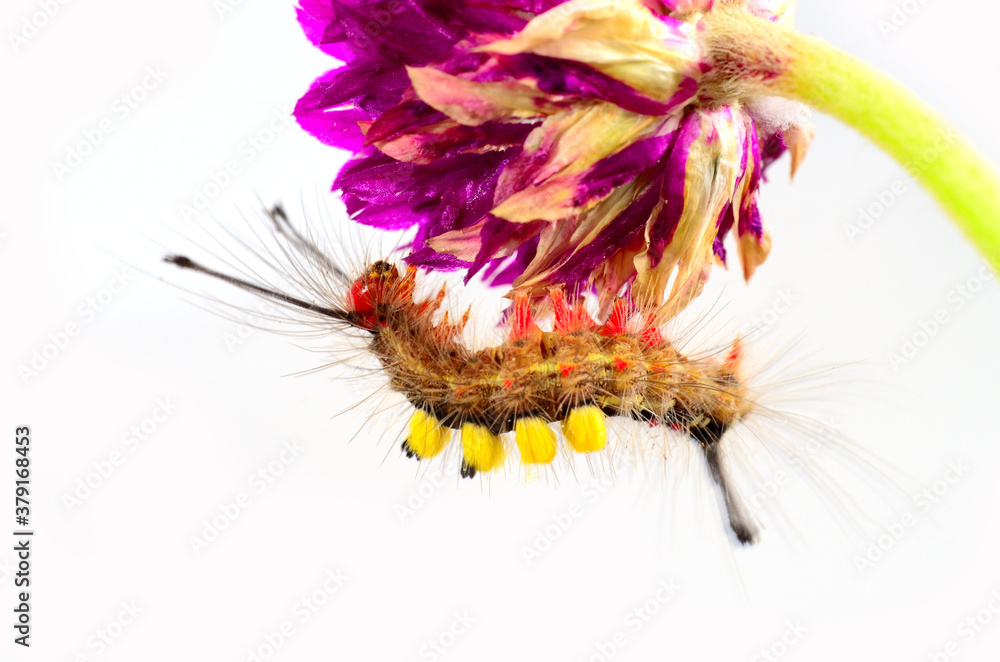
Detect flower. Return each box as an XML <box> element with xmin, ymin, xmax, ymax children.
<box><xmin>295</xmin><ymin>0</ymin><xmax>813</xmax><ymax>313</ymax></box>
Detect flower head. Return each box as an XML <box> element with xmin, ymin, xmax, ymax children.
<box><xmin>295</xmin><ymin>0</ymin><xmax>812</xmax><ymax>312</ymax></box>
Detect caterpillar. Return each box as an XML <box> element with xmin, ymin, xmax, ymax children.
<box><xmin>166</xmin><ymin>206</ymin><xmax>770</xmax><ymax>545</ymax></box>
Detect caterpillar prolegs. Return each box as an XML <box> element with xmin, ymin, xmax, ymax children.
<box><xmin>166</xmin><ymin>207</ymin><xmax>761</xmax><ymax>544</ymax></box>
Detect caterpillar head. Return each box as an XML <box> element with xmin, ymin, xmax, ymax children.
<box><xmin>347</xmin><ymin>261</ymin><xmax>417</xmax><ymax>329</ymax></box>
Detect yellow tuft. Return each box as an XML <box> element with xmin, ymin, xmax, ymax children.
<box><xmin>514</xmin><ymin>417</ymin><xmax>558</xmax><ymax>464</ymax></box>
<box><xmin>562</xmin><ymin>406</ymin><xmax>607</xmax><ymax>453</ymax></box>
<box><xmin>461</xmin><ymin>423</ymin><xmax>505</xmax><ymax>473</ymax></box>
<box><xmin>407</xmin><ymin>409</ymin><xmax>451</xmax><ymax>459</ymax></box>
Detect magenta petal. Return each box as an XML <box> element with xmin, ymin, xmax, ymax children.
<box><xmin>336</xmin><ymin>148</ymin><xmax>522</xmax><ymax>243</ymax></box>
<box><xmin>365</xmin><ymin>100</ymin><xmax>448</xmax><ymax>145</ymax></box>
<box><xmin>300</xmin><ymin>64</ymin><xmax>411</xmax><ymax>118</ymax></box>
<box><xmin>295</xmin><ymin>105</ymin><xmax>368</xmax><ymax>152</ymax></box>
<box><xmin>739</xmin><ymin>201</ymin><xmax>764</xmax><ymax>242</ymax></box>
<box><xmin>548</xmin><ymin>180</ymin><xmax>663</xmax><ymax>290</ymax></box>
<box><xmin>465</xmin><ymin>216</ymin><xmax>546</xmax><ymax>281</ymax></box>
<box><xmin>295</xmin><ymin>1</ymin><xmax>350</xmax><ymax>60</ymax></box>
<box><xmin>714</xmin><ymin>204</ymin><xmax>735</xmax><ymax>264</ymax></box>
<box><xmin>738</xmin><ymin>121</ymin><xmax>765</xmax><ymax>241</ymax></box>
<box><xmin>404</xmin><ymin>246</ymin><xmax>472</xmax><ymax>271</ymax></box>
<box><xmin>294</xmin><ymin>64</ymin><xmax>408</xmax><ymax>150</ymax></box>
<box><xmin>295</xmin><ymin>0</ymin><xmax>571</xmax><ymax>70</ymax></box>
<box><xmin>379</xmin><ymin>119</ymin><xmax>537</xmax><ymax>164</ymax></box>
<box><xmin>759</xmin><ymin>130</ymin><xmax>787</xmax><ymax>177</ymax></box>
<box><xmin>646</xmin><ymin>112</ymin><xmax>701</xmax><ymax>266</ymax></box>
<box><xmin>511</xmin><ymin>54</ymin><xmax>697</xmax><ymax>116</ymax></box>
<box><xmin>577</xmin><ymin>133</ymin><xmax>676</xmax><ymax>205</ymax></box>
<box><xmin>485</xmin><ymin>236</ymin><xmax>540</xmax><ymax>287</ymax></box>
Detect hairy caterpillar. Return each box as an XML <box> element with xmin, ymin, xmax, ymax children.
<box><xmin>164</xmin><ymin>206</ymin><xmax>802</xmax><ymax>546</ymax></box>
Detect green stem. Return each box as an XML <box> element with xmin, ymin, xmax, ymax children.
<box><xmin>707</xmin><ymin>9</ymin><xmax>1000</xmax><ymax>270</ymax></box>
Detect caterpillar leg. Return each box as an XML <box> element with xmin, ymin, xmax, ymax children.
<box><xmin>461</xmin><ymin>423</ymin><xmax>505</xmax><ymax>477</ymax></box>
<box><xmin>561</xmin><ymin>406</ymin><xmax>607</xmax><ymax>453</ymax></box>
<box><xmin>514</xmin><ymin>417</ymin><xmax>558</xmax><ymax>464</ymax></box>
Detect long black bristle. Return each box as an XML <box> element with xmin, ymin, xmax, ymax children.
<box><xmin>164</xmin><ymin>253</ymin><xmax>358</xmax><ymax>325</ymax></box>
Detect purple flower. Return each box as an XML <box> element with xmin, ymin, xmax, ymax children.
<box><xmin>295</xmin><ymin>0</ymin><xmax>811</xmax><ymax>311</ymax></box>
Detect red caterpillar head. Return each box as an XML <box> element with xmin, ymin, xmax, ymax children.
<box><xmin>347</xmin><ymin>261</ymin><xmax>417</xmax><ymax>329</ymax></box>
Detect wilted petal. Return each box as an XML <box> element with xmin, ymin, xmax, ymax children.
<box><xmin>512</xmin><ymin>174</ymin><xmax>652</xmax><ymax>298</ymax></box>
<box><xmin>785</xmin><ymin>121</ymin><xmax>813</xmax><ymax>178</ymax></box>
<box><xmin>746</xmin><ymin>96</ymin><xmax>813</xmax><ymax>177</ymax></box>
<box><xmin>746</xmin><ymin>0</ymin><xmax>796</xmax><ymax>24</ymax></box>
<box><xmin>407</xmin><ymin>65</ymin><xmax>562</xmax><ymax>126</ymax></box>
<box><xmin>428</xmin><ymin>219</ymin><xmax>493</xmax><ymax>261</ymax></box>
<box><xmin>634</xmin><ymin>107</ymin><xmax>748</xmax><ymax>307</ymax></box>
<box><xmin>738</xmin><ymin>215</ymin><xmax>772</xmax><ymax>280</ymax></box>
<box><xmin>663</xmin><ymin>0</ymin><xmax>715</xmax><ymax>13</ymax></box>
<box><xmin>491</xmin><ymin>103</ymin><xmax>662</xmax><ymax>223</ymax></box>
<box><xmin>477</xmin><ymin>0</ymin><xmax>704</xmax><ymax>103</ymax></box>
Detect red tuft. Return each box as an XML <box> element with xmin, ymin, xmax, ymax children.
<box><xmin>639</xmin><ymin>312</ymin><xmax>665</xmax><ymax>347</ymax></box>
<box><xmin>509</xmin><ymin>294</ymin><xmax>539</xmax><ymax>341</ymax></box>
<box><xmin>551</xmin><ymin>289</ymin><xmax>597</xmax><ymax>334</ymax></box>
<box><xmin>641</xmin><ymin>326</ymin><xmax>665</xmax><ymax>347</ymax></box>
<box><xmin>725</xmin><ymin>337</ymin><xmax>743</xmax><ymax>371</ymax></box>
<box><xmin>551</xmin><ymin>289</ymin><xmax>573</xmax><ymax>333</ymax></box>
<box><xmin>601</xmin><ymin>299</ymin><xmax>631</xmax><ymax>336</ymax></box>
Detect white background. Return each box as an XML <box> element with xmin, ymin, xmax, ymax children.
<box><xmin>3</xmin><ymin>0</ymin><xmax>1000</xmax><ymax>660</ymax></box>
